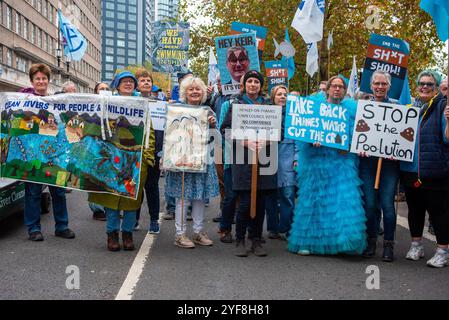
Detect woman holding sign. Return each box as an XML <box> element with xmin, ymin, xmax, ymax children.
<box><xmin>89</xmin><ymin>71</ymin><xmax>155</xmax><ymax>251</ymax></box>
<box><xmin>359</xmin><ymin>71</ymin><xmax>400</xmax><ymax>262</ymax></box>
<box><xmin>164</xmin><ymin>77</ymin><xmax>219</xmax><ymax>249</ymax></box>
<box><xmin>221</xmin><ymin>70</ymin><xmax>278</xmax><ymax>257</ymax></box>
<box><xmin>287</xmin><ymin>75</ymin><xmax>366</xmax><ymax>256</ymax></box>
<box><xmin>401</xmin><ymin>70</ymin><xmax>449</xmax><ymax>268</ymax></box>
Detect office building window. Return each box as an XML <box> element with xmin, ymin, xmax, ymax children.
<box><xmin>7</xmin><ymin>6</ymin><xmax>12</xmax><ymax>30</ymax></box>
<box><xmin>15</xmin><ymin>13</ymin><xmax>21</xmax><ymax>35</ymax></box>
<box><xmin>23</xmin><ymin>18</ymin><xmax>28</xmax><ymax>40</ymax></box>
<box><xmin>0</xmin><ymin>46</ymin><xmax>3</xmax><ymax>64</ymax></box>
<box><xmin>31</xmin><ymin>24</ymin><xmax>35</xmax><ymax>44</ymax></box>
<box><xmin>37</xmin><ymin>0</ymin><xmax>41</xmax><ymax>13</ymax></box>
<box><xmin>16</xmin><ymin>56</ymin><xmax>27</xmax><ymax>72</ymax></box>
<box><xmin>105</xmin><ymin>1</ymin><xmax>114</xmax><ymax>10</ymax></box>
<box><xmin>6</xmin><ymin>48</ymin><xmax>12</xmax><ymax>66</ymax></box>
<box><xmin>117</xmin><ymin>40</ymin><xmax>125</xmax><ymax>47</ymax></box>
<box><xmin>105</xmin><ymin>55</ymin><xmax>113</xmax><ymax>63</ymax></box>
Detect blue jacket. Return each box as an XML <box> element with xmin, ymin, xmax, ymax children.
<box><xmin>401</xmin><ymin>94</ymin><xmax>449</xmax><ymax>180</ymax></box>
<box><xmin>171</xmin><ymin>85</ymin><xmax>180</xmax><ymax>103</ymax></box>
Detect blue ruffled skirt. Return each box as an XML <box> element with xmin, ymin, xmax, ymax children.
<box><xmin>287</xmin><ymin>144</ymin><xmax>366</xmax><ymax>255</ymax></box>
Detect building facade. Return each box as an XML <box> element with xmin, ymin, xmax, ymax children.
<box><xmin>101</xmin><ymin>0</ymin><xmax>146</xmax><ymax>82</ymax></box>
<box><xmin>0</xmin><ymin>0</ymin><xmax>101</xmax><ymax>93</ymax></box>
<box><xmin>102</xmin><ymin>0</ymin><xmax>180</xmax><ymax>83</ymax></box>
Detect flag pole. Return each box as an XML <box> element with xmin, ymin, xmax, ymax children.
<box><xmin>328</xmin><ymin>47</ymin><xmax>331</xmax><ymax>79</ymax></box>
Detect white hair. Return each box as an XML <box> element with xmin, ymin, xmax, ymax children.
<box><xmin>179</xmin><ymin>77</ymin><xmax>207</xmax><ymax>105</ymax></box>
<box><xmin>370</xmin><ymin>71</ymin><xmax>391</xmax><ymax>86</ymax></box>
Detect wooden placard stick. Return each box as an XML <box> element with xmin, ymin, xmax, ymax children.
<box><xmin>181</xmin><ymin>170</ymin><xmax>185</xmax><ymax>232</ymax></box>
<box><xmin>374</xmin><ymin>158</ymin><xmax>382</xmax><ymax>190</ymax></box>
<box><xmin>250</xmin><ymin>149</ymin><xmax>258</xmax><ymax>219</ymax></box>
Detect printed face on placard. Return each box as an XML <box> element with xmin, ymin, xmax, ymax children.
<box><xmin>226</xmin><ymin>47</ymin><xmax>250</xmax><ymax>82</ymax></box>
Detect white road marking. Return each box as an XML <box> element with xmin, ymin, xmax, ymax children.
<box><xmin>396</xmin><ymin>215</ymin><xmax>436</xmax><ymax>243</ymax></box>
<box><xmin>115</xmin><ymin>215</ymin><xmax>162</xmax><ymax>300</ymax></box>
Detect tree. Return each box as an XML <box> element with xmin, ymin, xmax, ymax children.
<box><xmin>180</xmin><ymin>0</ymin><xmax>445</xmax><ymax>95</ymax></box>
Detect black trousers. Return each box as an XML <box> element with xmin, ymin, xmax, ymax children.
<box><xmin>405</xmin><ymin>187</ymin><xmax>449</xmax><ymax>245</ymax></box>
<box><xmin>235</xmin><ymin>189</ymin><xmax>276</xmax><ymax>241</ymax></box>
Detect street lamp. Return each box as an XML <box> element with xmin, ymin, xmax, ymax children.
<box><xmin>56</xmin><ymin>48</ymin><xmax>62</xmax><ymax>68</ymax></box>
<box><xmin>65</xmin><ymin>54</ymin><xmax>71</xmax><ymax>74</ymax></box>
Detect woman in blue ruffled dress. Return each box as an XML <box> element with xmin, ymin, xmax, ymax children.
<box><xmin>164</xmin><ymin>76</ymin><xmax>219</xmax><ymax>249</ymax></box>
<box><xmin>287</xmin><ymin>75</ymin><xmax>366</xmax><ymax>255</ymax></box>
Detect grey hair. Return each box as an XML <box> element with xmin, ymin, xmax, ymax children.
<box><xmin>62</xmin><ymin>81</ymin><xmax>76</xmax><ymax>90</ymax></box>
<box><xmin>179</xmin><ymin>77</ymin><xmax>207</xmax><ymax>105</ymax></box>
<box><xmin>370</xmin><ymin>71</ymin><xmax>391</xmax><ymax>86</ymax></box>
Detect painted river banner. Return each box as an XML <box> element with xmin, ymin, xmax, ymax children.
<box><xmin>0</xmin><ymin>93</ymin><xmax>149</xmax><ymax>199</ymax></box>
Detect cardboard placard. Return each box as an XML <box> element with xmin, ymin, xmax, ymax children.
<box><xmin>284</xmin><ymin>94</ymin><xmax>350</xmax><ymax>150</ymax></box>
<box><xmin>231</xmin><ymin>104</ymin><xmax>282</xmax><ymax>141</ymax></box>
<box><xmin>350</xmin><ymin>100</ymin><xmax>419</xmax><ymax>162</ymax></box>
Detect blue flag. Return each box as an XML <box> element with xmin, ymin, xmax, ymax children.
<box><xmin>420</xmin><ymin>0</ymin><xmax>449</xmax><ymax>41</ymax></box>
<box><xmin>58</xmin><ymin>10</ymin><xmax>87</xmax><ymax>61</ymax></box>
<box><xmin>282</xmin><ymin>29</ymin><xmax>296</xmax><ymax>80</ymax></box>
<box><xmin>399</xmin><ymin>72</ymin><xmax>412</xmax><ymax>105</ymax></box>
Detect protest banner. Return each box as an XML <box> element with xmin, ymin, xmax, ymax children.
<box><xmin>230</xmin><ymin>22</ymin><xmax>268</xmax><ymax>62</ymax></box>
<box><xmin>0</xmin><ymin>93</ymin><xmax>148</xmax><ymax>199</ymax></box>
<box><xmin>231</xmin><ymin>103</ymin><xmax>282</xmax><ymax>219</ymax></box>
<box><xmin>231</xmin><ymin>104</ymin><xmax>282</xmax><ymax>142</ymax></box>
<box><xmin>264</xmin><ymin>60</ymin><xmax>289</xmax><ymax>94</ymax></box>
<box><xmin>350</xmin><ymin>100</ymin><xmax>419</xmax><ymax>162</ymax></box>
<box><xmin>148</xmin><ymin>100</ymin><xmax>167</xmax><ymax>131</ymax></box>
<box><xmin>284</xmin><ymin>94</ymin><xmax>350</xmax><ymax>150</ymax></box>
<box><xmin>162</xmin><ymin>105</ymin><xmax>209</xmax><ymax>173</ymax></box>
<box><xmin>360</xmin><ymin>34</ymin><xmax>410</xmax><ymax>99</ymax></box>
<box><xmin>151</xmin><ymin>21</ymin><xmax>190</xmax><ymax>73</ymax></box>
<box><xmin>215</xmin><ymin>33</ymin><xmax>260</xmax><ymax>95</ymax></box>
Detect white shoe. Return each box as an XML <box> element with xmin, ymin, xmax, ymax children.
<box><xmin>405</xmin><ymin>242</ymin><xmax>425</xmax><ymax>261</ymax></box>
<box><xmin>427</xmin><ymin>248</ymin><xmax>449</xmax><ymax>268</ymax></box>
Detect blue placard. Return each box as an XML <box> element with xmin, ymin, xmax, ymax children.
<box><xmin>231</xmin><ymin>22</ymin><xmax>268</xmax><ymax>62</ymax></box>
<box><xmin>215</xmin><ymin>33</ymin><xmax>260</xmax><ymax>95</ymax></box>
<box><xmin>284</xmin><ymin>94</ymin><xmax>350</xmax><ymax>150</ymax></box>
<box><xmin>360</xmin><ymin>34</ymin><xmax>410</xmax><ymax>99</ymax></box>
<box><xmin>264</xmin><ymin>60</ymin><xmax>288</xmax><ymax>94</ymax></box>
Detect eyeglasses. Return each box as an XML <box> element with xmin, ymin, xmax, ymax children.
<box><xmin>373</xmin><ymin>82</ymin><xmax>389</xmax><ymax>87</ymax></box>
<box><xmin>330</xmin><ymin>84</ymin><xmax>345</xmax><ymax>89</ymax></box>
<box><xmin>227</xmin><ymin>52</ymin><xmax>249</xmax><ymax>64</ymax></box>
<box><xmin>418</xmin><ymin>82</ymin><xmax>435</xmax><ymax>88</ymax></box>
<box><xmin>121</xmin><ymin>79</ymin><xmax>135</xmax><ymax>85</ymax></box>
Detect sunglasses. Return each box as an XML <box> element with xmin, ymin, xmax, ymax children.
<box><xmin>418</xmin><ymin>82</ymin><xmax>435</xmax><ymax>88</ymax></box>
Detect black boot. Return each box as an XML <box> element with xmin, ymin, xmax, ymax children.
<box><xmin>382</xmin><ymin>240</ymin><xmax>394</xmax><ymax>262</ymax></box>
<box><xmin>363</xmin><ymin>238</ymin><xmax>377</xmax><ymax>258</ymax></box>
<box><xmin>251</xmin><ymin>238</ymin><xmax>267</xmax><ymax>257</ymax></box>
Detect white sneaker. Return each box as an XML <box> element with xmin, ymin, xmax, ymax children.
<box><xmin>405</xmin><ymin>242</ymin><xmax>425</xmax><ymax>261</ymax></box>
<box><xmin>427</xmin><ymin>248</ymin><xmax>449</xmax><ymax>268</ymax></box>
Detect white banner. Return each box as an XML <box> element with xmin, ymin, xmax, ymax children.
<box><xmin>231</xmin><ymin>104</ymin><xmax>282</xmax><ymax>141</ymax></box>
<box><xmin>148</xmin><ymin>100</ymin><xmax>167</xmax><ymax>131</ymax></box>
<box><xmin>350</xmin><ymin>100</ymin><xmax>419</xmax><ymax>162</ymax></box>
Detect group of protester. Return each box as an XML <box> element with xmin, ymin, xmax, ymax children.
<box><xmin>16</xmin><ymin>62</ymin><xmax>449</xmax><ymax>268</ymax></box>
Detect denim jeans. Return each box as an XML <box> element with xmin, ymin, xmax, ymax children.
<box><xmin>265</xmin><ymin>191</ymin><xmax>279</xmax><ymax>233</ymax></box>
<box><xmin>24</xmin><ymin>183</ymin><xmax>68</xmax><ymax>234</ymax></box>
<box><xmin>88</xmin><ymin>202</ymin><xmax>104</xmax><ymax>213</ymax></box>
<box><xmin>165</xmin><ymin>193</ymin><xmax>176</xmax><ymax>213</ymax></box>
<box><xmin>219</xmin><ymin>167</ymin><xmax>238</xmax><ymax>232</ymax></box>
<box><xmin>359</xmin><ymin>158</ymin><xmax>400</xmax><ymax>241</ymax></box>
<box><xmin>105</xmin><ymin>208</ymin><xmax>136</xmax><ymax>233</ymax></box>
<box><xmin>278</xmin><ymin>186</ymin><xmax>296</xmax><ymax>234</ymax></box>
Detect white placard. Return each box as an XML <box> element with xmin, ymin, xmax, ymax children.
<box><xmin>148</xmin><ymin>100</ymin><xmax>167</xmax><ymax>131</ymax></box>
<box><xmin>350</xmin><ymin>100</ymin><xmax>420</xmax><ymax>162</ymax></box>
<box><xmin>231</xmin><ymin>104</ymin><xmax>282</xmax><ymax>141</ymax></box>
